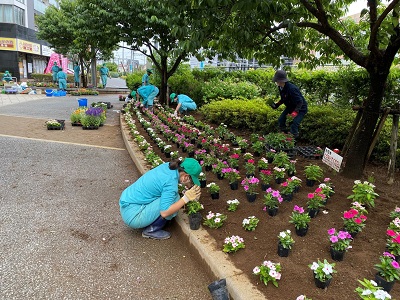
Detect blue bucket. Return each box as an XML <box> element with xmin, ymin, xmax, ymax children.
<box><xmin>45</xmin><ymin>89</ymin><xmax>54</xmax><ymax>97</ymax></box>
<box><xmin>78</xmin><ymin>98</ymin><xmax>88</xmax><ymax>107</ymax></box>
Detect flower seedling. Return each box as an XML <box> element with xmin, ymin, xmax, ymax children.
<box><xmin>309</xmin><ymin>259</ymin><xmax>336</xmax><ymax>282</ymax></box>
<box><xmin>278</xmin><ymin>230</ymin><xmax>295</xmax><ymax>249</ymax></box>
<box><xmin>253</xmin><ymin>260</ymin><xmax>282</xmax><ymax>287</ymax></box>
<box><xmin>263</xmin><ymin>188</ymin><xmax>283</xmax><ymax>209</ymax></box>
<box><xmin>223</xmin><ymin>235</ymin><xmax>245</xmax><ymax>253</ymax></box>
<box><xmin>374</xmin><ymin>252</ymin><xmax>400</xmax><ymax>282</ymax></box>
<box><xmin>185</xmin><ymin>201</ymin><xmax>204</xmax><ymax>215</ymax></box>
<box><xmin>289</xmin><ymin>205</ymin><xmax>311</xmax><ymax>230</ymax></box>
<box><xmin>354</xmin><ymin>278</ymin><xmax>392</xmax><ymax>300</ymax></box>
<box><xmin>242</xmin><ymin>216</ymin><xmax>259</xmax><ymax>231</ymax></box>
<box><xmin>226</xmin><ymin>199</ymin><xmax>240</xmax><ymax>212</ymax></box>
<box><xmin>207</xmin><ymin>182</ymin><xmax>220</xmax><ymax>194</ymax></box>
<box><xmin>347</xmin><ymin>180</ymin><xmax>379</xmax><ymax>208</ymax></box>
<box><xmin>203</xmin><ymin>211</ymin><xmax>227</xmax><ymax>229</ymax></box>
<box><xmin>241</xmin><ymin>177</ymin><xmax>260</xmax><ymax>195</ymax></box>
<box><xmin>327</xmin><ymin>228</ymin><xmax>353</xmax><ymax>252</ymax></box>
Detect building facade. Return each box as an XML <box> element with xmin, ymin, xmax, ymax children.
<box><xmin>0</xmin><ymin>0</ymin><xmax>58</xmax><ymax>81</ymax></box>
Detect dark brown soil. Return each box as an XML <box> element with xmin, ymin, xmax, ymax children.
<box><xmin>130</xmin><ymin>108</ymin><xmax>400</xmax><ymax>300</ymax></box>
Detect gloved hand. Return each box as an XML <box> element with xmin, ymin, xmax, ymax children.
<box><xmin>290</xmin><ymin>111</ymin><xmax>298</xmax><ymax>118</ymax></box>
<box><xmin>182</xmin><ymin>185</ymin><xmax>201</xmax><ymax>203</ymax></box>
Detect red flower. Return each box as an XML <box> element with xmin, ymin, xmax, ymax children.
<box><xmin>387</xmin><ymin>229</ymin><xmax>397</xmax><ymax>237</ymax></box>
<box><xmin>354</xmin><ymin>218</ymin><xmax>362</xmax><ymax>224</ymax></box>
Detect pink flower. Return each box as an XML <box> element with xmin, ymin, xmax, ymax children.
<box><xmin>392</xmin><ymin>261</ymin><xmax>400</xmax><ymax>269</ymax></box>
<box><xmin>354</xmin><ymin>218</ymin><xmax>362</xmax><ymax>224</ymax></box>
<box><xmin>307</xmin><ymin>193</ymin><xmax>314</xmax><ymax>199</ymax></box>
<box><xmin>387</xmin><ymin>229</ymin><xmax>397</xmax><ymax>237</ymax></box>
<box><xmin>327</xmin><ymin>228</ymin><xmax>336</xmax><ymax>235</ymax></box>
<box><xmin>315</xmin><ymin>187</ymin><xmax>322</xmax><ymax>193</ymax></box>
<box><xmin>330</xmin><ymin>236</ymin><xmax>339</xmax><ymax>243</ymax></box>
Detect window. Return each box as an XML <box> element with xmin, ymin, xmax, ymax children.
<box><xmin>0</xmin><ymin>5</ymin><xmax>25</xmax><ymax>26</ymax></box>
<box><xmin>16</xmin><ymin>0</ymin><xmax>25</xmax><ymax>4</ymax></box>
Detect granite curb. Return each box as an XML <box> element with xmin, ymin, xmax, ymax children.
<box><xmin>120</xmin><ymin>113</ymin><xmax>265</xmax><ymax>300</ymax></box>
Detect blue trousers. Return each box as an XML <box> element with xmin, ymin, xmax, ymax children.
<box><xmin>101</xmin><ymin>75</ymin><xmax>108</xmax><ymax>87</ymax></box>
<box><xmin>278</xmin><ymin>108</ymin><xmax>306</xmax><ymax>137</ymax></box>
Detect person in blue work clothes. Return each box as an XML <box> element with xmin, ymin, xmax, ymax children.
<box><xmin>137</xmin><ymin>84</ymin><xmax>159</xmax><ymax>111</ymax></box>
<box><xmin>170</xmin><ymin>93</ymin><xmax>197</xmax><ymax>116</ymax></box>
<box><xmin>51</xmin><ymin>62</ymin><xmax>60</xmax><ymax>84</ymax></box>
<box><xmin>2</xmin><ymin>70</ymin><xmax>13</xmax><ymax>82</ymax></box>
<box><xmin>73</xmin><ymin>62</ymin><xmax>80</xmax><ymax>88</ymax></box>
<box><xmin>142</xmin><ymin>69</ymin><xmax>153</xmax><ymax>86</ymax></box>
<box><xmin>270</xmin><ymin>70</ymin><xmax>308</xmax><ymax>139</ymax></box>
<box><xmin>56</xmin><ymin>68</ymin><xmax>67</xmax><ymax>91</ymax></box>
<box><xmin>99</xmin><ymin>63</ymin><xmax>110</xmax><ymax>88</ymax></box>
<box><xmin>119</xmin><ymin>158</ymin><xmax>202</xmax><ymax>240</ymax></box>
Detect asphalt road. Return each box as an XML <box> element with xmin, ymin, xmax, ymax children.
<box><xmin>0</xmin><ymin>94</ymin><xmax>213</xmax><ymax>300</ymax></box>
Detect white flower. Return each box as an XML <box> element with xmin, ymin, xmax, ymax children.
<box><xmin>322</xmin><ymin>264</ymin><xmax>333</xmax><ymax>275</ymax></box>
<box><xmin>374</xmin><ymin>290</ymin><xmax>391</xmax><ymax>299</ymax></box>
<box><xmin>310</xmin><ymin>262</ymin><xmax>319</xmax><ymax>271</ymax></box>
<box><xmin>362</xmin><ymin>289</ymin><xmax>372</xmax><ymax>295</ymax></box>
<box><xmin>253</xmin><ymin>266</ymin><xmax>260</xmax><ymax>274</ymax></box>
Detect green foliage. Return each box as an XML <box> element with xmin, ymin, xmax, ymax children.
<box><xmin>202</xmin><ymin>77</ymin><xmax>261</xmax><ymax>103</ymax></box>
<box><xmin>168</xmin><ymin>65</ymin><xmax>203</xmax><ymax>104</ymax></box>
<box><xmin>126</xmin><ymin>71</ymin><xmax>144</xmax><ymax>91</ymax></box>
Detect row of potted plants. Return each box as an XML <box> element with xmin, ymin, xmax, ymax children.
<box><xmin>124</xmin><ymin>101</ymin><xmax>395</xmax><ymax>298</ymax></box>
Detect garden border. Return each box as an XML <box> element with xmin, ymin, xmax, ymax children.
<box><xmin>119</xmin><ymin>113</ymin><xmax>265</xmax><ymax>300</ymax></box>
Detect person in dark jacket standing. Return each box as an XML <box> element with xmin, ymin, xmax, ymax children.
<box><xmin>271</xmin><ymin>70</ymin><xmax>308</xmax><ymax>138</ymax></box>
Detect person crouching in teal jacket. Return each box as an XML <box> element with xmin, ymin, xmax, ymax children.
<box><xmin>170</xmin><ymin>93</ymin><xmax>197</xmax><ymax>116</ymax></box>
<box><xmin>137</xmin><ymin>84</ymin><xmax>159</xmax><ymax>111</ymax></box>
<box><xmin>119</xmin><ymin>158</ymin><xmax>202</xmax><ymax>240</ymax></box>
<box><xmin>57</xmin><ymin>69</ymin><xmax>67</xmax><ymax>91</ymax></box>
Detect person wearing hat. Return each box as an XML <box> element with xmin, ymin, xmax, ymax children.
<box><xmin>99</xmin><ymin>63</ymin><xmax>110</xmax><ymax>88</ymax></box>
<box><xmin>270</xmin><ymin>70</ymin><xmax>308</xmax><ymax>139</ymax></box>
<box><xmin>51</xmin><ymin>62</ymin><xmax>60</xmax><ymax>84</ymax></box>
<box><xmin>170</xmin><ymin>93</ymin><xmax>197</xmax><ymax>116</ymax></box>
<box><xmin>142</xmin><ymin>69</ymin><xmax>153</xmax><ymax>86</ymax></box>
<box><xmin>73</xmin><ymin>62</ymin><xmax>80</xmax><ymax>88</ymax></box>
<box><xmin>2</xmin><ymin>70</ymin><xmax>13</xmax><ymax>82</ymax></box>
<box><xmin>119</xmin><ymin>158</ymin><xmax>202</xmax><ymax>240</ymax></box>
<box><xmin>56</xmin><ymin>68</ymin><xmax>67</xmax><ymax>91</ymax></box>
<box><xmin>137</xmin><ymin>84</ymin><xmax>159</xmax><ymax>111</ymax></box>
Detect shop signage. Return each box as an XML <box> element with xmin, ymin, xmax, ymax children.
<box><xmin>0</xmin><ymin>38</ymin><xmax>17</xmax><ymax>51</ymax></box>
<box><xmin>17</xmin><ymin>39</ymin><xmax>40</xmax><ymax>54</ymax></box>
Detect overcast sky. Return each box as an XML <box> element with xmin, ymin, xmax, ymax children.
<box><xmin>347</xmin><ymin>0</ymin><xmax>367</xmax><ymax>15</ymax></box>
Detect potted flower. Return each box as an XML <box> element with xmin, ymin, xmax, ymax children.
<box><xmin>226</xmin><ymin>198</ymin><xmax>240</xmax><ymax>212</ymax></box>
<box><xmin>241</xmin><ymin>177</ymin><xmax>260</xmax><ymax>202</ymax></box>
<box><xmin>207</xmin><ymin>182</ymin><xmax>220</xmax><ymax>199</ymax></box>
<box><xmin>203</xmin><ymin>211</ymin><xmax>227</xmax><ymax>229</ymax></box>
<box><xmin>257</xmin><ymin>157</ymin><xmax>269</xmax><ymax>171</ymax></box>
<box><xmin>253</xmin><ymin>260</ymin><xmax>282</xmax><ymax>287</ymax></box>
<box><xmin>242</xmin><ymin>216</ymin><xmax>259</xmax><ymax>231</ymax></box>
<box><xmin>70</xmin><ymin>107</ymin><xmax>86</xmax><ymax>126</ymax></box>
<box><xmin>273</xmin><ymin>151</ymin><xmax>290</xmax><ymax>168</ymax></box>
<box><xmin>306</xmin><ymin>189</ymin><xmax>326</xmax><ymax>218</ymax></box>
<box><xmin>170</xmin><ymin>151</ymin><xmax>179</xmax><ymax>160</ymax></box>
<box><xmin>318</xmin><ymin>182</ymin><xmax>335</xmax><ymax>199</ymax></box>
<box><xmin>390</xmin><ymin>206</ymin><xmax>400</xmax><ymax>219</ymax></box>
<box><xmin>355</xmin><ymin>278</ymin><xmax>392</xmax><ymax>300</ymax></box>
<box><xmin>285</xmin><ymin>159</ymin><xmax>297</xmax><ymax>176</ymax></box>
<box><xmin>183</xmin><ymin>141</ymin><xmax>195</xmax><ymax>156</ymax></box>
<box><xmin>198</xmin><ymin>172</ymin><xmax>207</xmax><ymax>188</ymax></box>
<box><xmin>251</xmin><ymin>140</ymin><xmax>265</xmax><ymax>156</ymax></box>
<box><xmin>163</xmin><ymin>144</ymin><xmax>172</xmax><ymax>158</ymax></box>
<box><xmin>259</xmin><ymin>169</ymin><xmax>273</xmax><ymax>191</ymax></box>
<box><xmin>304</xmin><ymin>164</ymin><xmax>324</xmax><ymax>186</ymax></box>
<box><xmin>244</xmin><ymin>159</ymin><xmax>256</xmax><ymax>177</ymax></box>
<box><xmin>374</xmin><ymin>252</ymin><xmax>400</xmax><ymax>292</ymax></box>
<box><xmin>263</xmin><ymin>187</ymin><xmax>283</xmax><ymax>216</ymax></box>
<box><xmin>289</xmin><ymin>176</ymin><xmax>302</xmax><ymax>193</ymax></box>
<box><xmin>45</xmin><ymin>119</ymin><xmax>64</xmax><ymax>130</ymax></box>
<box><xmin>289</xmin><ymin>205</ymin><xmax>311</xmax><ymax>236</ymax></box>
<box><xmin>279</xmin><ymin>180</ymin><xmax>295</xmax><ymax>202</ymax></box>
<box><xmin>185</xmin><ymin>201</ymin><xmax>204</xmax><ymax>230</ymax></box>
<box><xmin>203</xmin><ymin>154</ymin><xmax>216</xmax><ymax>171</ymax></box>
<box><xmin>221</xmin><ymin>167</ymin><xmax>241</xmax><ymax>190</ymax></box>
<box><xmin>227</xmin><ymin>153</ymin><xmax>240</xmax><ymax>169</ymax></box>
<box><xmin>237</xmin><ymin>137</ymin><xmax>249</xmax><ymax>152</ymax></box>
<box><xmin>309</xmin><ymin>259</ymin><xmax>336</xmax><ymax>289</ymax></box>
<box><xmin>81</xmin><ymin>107</ymin><xmax>103</xmax><ymax>129</ymax></box>
<box><xmin>212</xmin><ymin>160</ymin><xmax>228</xmax><ymax>179</ymax></box>
<box><xmin>273</xmin><ymin>166</ymin><xmax>286</xmax><ymax>184</ymax></box>
<box><xmin>266</xmin><ymin>149</ymin><xmax>276</xmax><ymax>163</ymax></box>
<box><xmin>243</xmin><ymin>152</ymin><xmax>254</xmax><ymax>161</ymax></box>
<box><xmin>327</xmin><ymin>228</ymin><xmax>353</xmax><ymax>261</ymax></box>
<box><xmin>223</xmin><ymin>235</ymin><xmax>245</xmax><ymax>253</ymax></box>
<box><xmin>277</xmin><ymin>229</ymin><xmax>295</xmax><ymax>257</ymax></box>
<box><xmin>347</xmin><ymin>180</ymin><xmax>379</xmax><ymax>208</ymax></box>
<box><xmin>342</xmin><ymin>208</ymin><xmax>368</xmax><ymax>237</ymax></box>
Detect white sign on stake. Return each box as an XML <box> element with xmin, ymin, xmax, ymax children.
<box><xmin>322</xmin><ymin>148</ymin><xmax>343</xmax><ymax>172</ymax></box>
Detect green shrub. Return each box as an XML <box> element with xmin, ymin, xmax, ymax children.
<box><xmin>202</xmin><ymin>77</ymin><xmax>261</xmax><ymax>103</ymax></box>
<box><xmin>126</xmin><ymin>71</ymin><xmax>144</xmax><ymax>91</ymax></box>
<box><xmin>168</xmin><ymin>65</ymin><xmax>203</xmax><ymax>105</ymax></box>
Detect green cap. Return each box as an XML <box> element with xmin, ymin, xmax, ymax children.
<box><xmin>147</xmin><ymin>69</ymin><xmax>153</xmax><ymax>73</ymax></box>
<box><xmin>170</xmin><ymin>93</ymin><xmax>176</xmax><ymax>101</ymax></box>
<box><xmin>181</xmin><ymin>158</ymin><xmax>202</xmax><ymax>186</ymax></box>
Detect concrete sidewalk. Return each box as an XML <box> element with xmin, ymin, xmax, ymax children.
<box><xmin>0</xmin><ymin>93</ymin><xmax>48</xmax><ymax>107</ymax></box>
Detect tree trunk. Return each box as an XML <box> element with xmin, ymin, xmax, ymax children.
<box><xmin>159</xmin><ymin>57</ymin><xmax>169</xmax><ymax>105</ymax></box>
<box><xmin>341</xmin><ymin>70</ymin><xmax>387</xmax><ymax>178</ymax></box>
<box><xmin>79</xmin><ymin>57</ymin><xmax>86</xmax><ymax>88</ymax></box>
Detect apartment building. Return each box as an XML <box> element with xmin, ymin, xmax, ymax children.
<box><xmin>0</xmin><ymin>0</ymin><xmax>58</xmax><ymax>81</ymax></box>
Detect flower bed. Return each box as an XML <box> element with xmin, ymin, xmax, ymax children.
<box><xmin>123</xmin><ymin>102</ymin><xmax>400</xmax><ymax>299</ymax></box>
